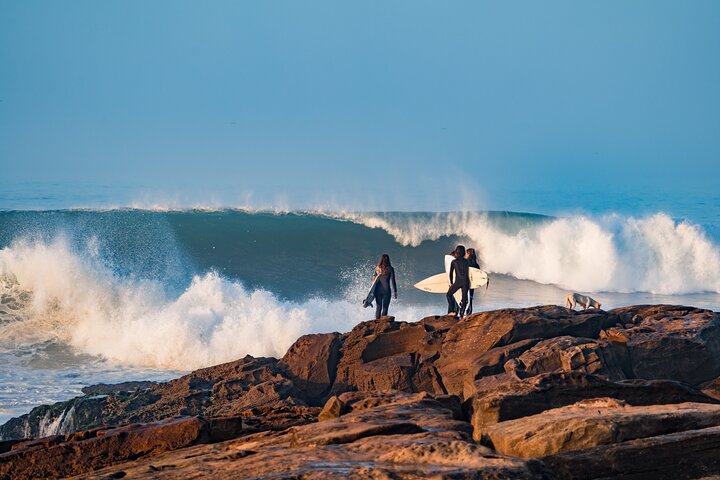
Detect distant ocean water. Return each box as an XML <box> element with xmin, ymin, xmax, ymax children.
<box><xmin>1</xmin><ymin>184</ymin><xmax>719</xmax><ymax>428</ymax></box>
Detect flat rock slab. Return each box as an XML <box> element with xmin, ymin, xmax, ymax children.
<box><xmin>79</xmin><ymin>392</ymin><xmax>554</xmax><ymax>480</ymax></box>
<box><xmin>544</xmin><ymin>425</ymin><xmax>720</xmax><ymax>480</ymax></box>
<box><xmin>484</xmin><ymin>399</ymin><xmax>720</xmax><ymax>458</ymax></box>
<box><xmin>441</xmin><ymin>306</ymin><xmax>618</xmax><ymax>361</ymax></box>
<box><xmin>467</xmin><ymin>371</ymin><xmax>718</xmax><ymax>440</ymax></box>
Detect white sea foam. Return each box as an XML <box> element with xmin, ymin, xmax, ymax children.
<box><xmin>340</xmin><ymin>211</ymin><xmax>720</xmax><ymax>295</ymax></box>
<box><xmin>0</xmin><ymin>237</ymin><xmax>425</xmax><ymax>370</ymax></box>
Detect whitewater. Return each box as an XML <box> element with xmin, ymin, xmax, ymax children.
<box><xmin>1</xmin><ymin>208</ymin><xmax>719</xmax><ymax>425</ymax></box>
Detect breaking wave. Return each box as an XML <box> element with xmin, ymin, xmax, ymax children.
<box><xmin>340</xmin><ymin>211</ymin><xmax>720</xmax><ymax>295</ymax></box>
<box><xmin>0</xmin><ymin>237</ymin><xmax>426</xmax><ymax>370</ymax></box>
<box><xmin>0</xmin><ymin>209</ymin><xmax>718</xmax><ymax>371</ymax></box>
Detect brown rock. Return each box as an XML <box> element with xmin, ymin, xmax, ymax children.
<box><xmin>484</xmin><ymin>399</ymin><xmax>720</xmax><ymax>458</ymax></box>
<box><xmin>337</xmin><ymin>391</ymin><xmax>465</xmax><ymax>423</ymax></box>
<box><xmin>701</xmin><ymin>376</ymin><xmax>720</xmax><ymax>400</ymax></box>
<box><xmin>82</xmin><ymin>392</ymin><xmax>553</xmax><ymax>480</ymax></box>
<box><xmin>330</xmin><ymin>316</ymin><xmax>446</xmax><ymax>396</ymax></box>
<box><xmin>0</xmin><ymin>415</ymin><xmax>239</xmax><ymax>480</ymax></box>
<box><xmin>467</xmin><ymin>371</ymin><xmax>719</xmax><ymax>440</ymax></box>
<box><xmin>318</xmin><ymin>395</ymin><xmax>345</xmax><ymax>422</ymax></box>
<box><xmin>505</xmin><ymin>336</ymin><xmax>629</xmax><ymax>381</ymax></box>
<box><xmin>609</xmin><ymin>305</ymin><xmax>720</xmax><ymax>385</ymax></box>
<box><xmin>331</xmin><ymin>316</ymin><xmax>404</xmax><ymax>393</ymax></box>
<box><xmin>438</xmin><ymin>338</ymin><xmax>541</xmax><ymax>397</ymax></box>
<box><xmin>411</xmin><ymin>362</ymin><xmax>448</xmax><ymax>394</ymax></box>
<box><xmin>279</xmin><ymin>332</ymin><xmax>342</xmax><ymax>404</ymax></box>
<box><xmin>441</xmin><ymin>306</ymin><xmax>618</xmax><ymax>362</ymax></box>
<box><xmin>543</xmin><ymin>425</ymin><xmax>720</xmax><ymax>480</ymax></box>
<box><xmin>418</xmin><ymin>314</ymin><xmax>458</xmax><ymax>333</ymax></box>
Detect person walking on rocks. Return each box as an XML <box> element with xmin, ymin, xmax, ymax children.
<box><xmin>465</xmin><ymin>248</ymin><xmax>480</xmax><ymax>315</ymax></box>
<box><xmin>372</xmin><ymin>254</ymin><xmax>397</xmax><ymax>319</ymax></box>
<box><xmin>447</xmin><ymin>245</ymin><xmax>470</xmax><ymax>317</ymax></box>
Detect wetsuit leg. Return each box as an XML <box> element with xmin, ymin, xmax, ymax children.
<box><xmin>467</xmin><ymin>289</ymin><xmax>475</xmax><ymax>315</ymax></box>
<box><xmin>459</xmin><ymin>284</ymin><xmax>469</xmax><ymax>316</ymax></box>
<box><xmin>447</xmin><ymin>283</ymin><xmax>462</xmax><ymax>314</ymax></box>
<box><xmin>381</xmin><ymin>294</ymin><xmax>391</xmax><ymax>316</ymax></box>
<box><xmin>374</xmin><ymin>283</ymin><xmax>386</xmax><ymax>319</ymax></box>
<box><xmin>375</xmin><ymin>292</ymin><xmax>385</xmax><ymax>319</ymax></box>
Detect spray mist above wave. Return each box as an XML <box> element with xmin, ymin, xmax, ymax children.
<box><xmin>0</xmin><ymin>237</ymin><xmax>428</xmax><ymax>370</ymax></box>
<box><xmin>338</xmin><ymin>211</ymin><xmax>720</xmax><ymax>295</ymax></box>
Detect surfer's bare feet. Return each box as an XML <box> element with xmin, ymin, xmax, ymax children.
<box><xmin>448</xmin><ymin>312</ymin><xmax>457</xmax><ymax>317</ymax></box>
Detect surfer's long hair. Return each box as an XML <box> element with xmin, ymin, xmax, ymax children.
<box><xmin>377</xmin><ymin>254</ymin><xmax>392</xmax><ymax>275</ymax></box>
<box><xmin>466</xmin><ymin>248</ymin><xmax>477</xmax><ymax>264</ymax></box>
<box><xmin>452</xmin><ymin>245</ymin><xmax>466</xmax><ymax>258</ymax></box>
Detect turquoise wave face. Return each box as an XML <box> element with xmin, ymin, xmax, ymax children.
<box><xmin>1</xmin><ymin>209</ymin><xmax>720</xmax><ymax>299</ymax></box>
<box><xmin>0</xmin><ymin>210</ymin><xmax>550</xmax><ymax>301</ymax></box>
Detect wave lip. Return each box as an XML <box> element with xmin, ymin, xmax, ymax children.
<box><xmin>341</xmin><ymin>211</ymin><xmax>720</xmax><ymax>295</ymax></box>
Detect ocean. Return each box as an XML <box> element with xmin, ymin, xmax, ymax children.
<box><xmin>1</xmin><ymin>188</ymin><xmax>720</xmax><ymax>427</ymax></box>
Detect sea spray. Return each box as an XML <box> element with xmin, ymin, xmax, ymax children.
<box><xmin>0</xmin><ymin>237</ymin><xmax>427</xmax><ymax>370</ymax></box>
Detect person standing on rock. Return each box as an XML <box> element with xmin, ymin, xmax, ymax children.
<box><xmin>465</xmin><ymin>248</ymin><xmax>480</xmax><ymax>315</ymax></box>
<box><xmin>372</xmin><ymin>254</ymin><xmax>397</xmax><ymax>319</ymax></box>
<box><xmin>447</xmin><ymin>245</ymin><xmax>470</xmax><ymax>317</ymax></box>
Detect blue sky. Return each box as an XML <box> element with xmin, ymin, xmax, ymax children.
<box><xmin>1</xmin><ymin>1</ymin><xmax>719</xmax><ymax>210</ymax></box>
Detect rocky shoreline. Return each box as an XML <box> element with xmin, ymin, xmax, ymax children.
<box><xmin>3</xmin><ymin>304</ymin><xmax>720</xmax><ymax>478</ymax></box>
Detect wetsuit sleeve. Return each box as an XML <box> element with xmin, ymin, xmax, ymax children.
<box><xmin>391</xmin><ymin>267</ymin><xmax>397</xmax><ymax>294</ymax></box>
<box><xmin>449</xmin><ymin>261</ymin><xmax>456</xmax><ymax>284</ymax></box>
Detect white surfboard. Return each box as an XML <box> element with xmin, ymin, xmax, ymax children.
<box><xmin>413</xmin><ymin>259</ymin><xmax>489</xmax><ymax>294</ymax></box>
<box><xmin>362</xmin><ymin>276</ymin><xmax>379</xmax><ymax>308</ymax></box>
<box><xmin>413</xmin><ymin>272</ymin><xmax>453</xmax><ymax>293</ymax></box>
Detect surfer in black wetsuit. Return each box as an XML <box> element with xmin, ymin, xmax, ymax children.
<box><xmin>372</xmin><ymin>254</ymin><xmax>397</xmax><ymax>319</ymax></box>
<box><xmin>465</xmin><ymin>248</ymin><xmax>480</xmax><ymax>315</ymax></box>
<box><xmin>447</xmin><ymin>245</ymin><xmax>470</xmax><ymax>317</ymax></box>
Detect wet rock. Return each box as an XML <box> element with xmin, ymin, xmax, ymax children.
<box><xmin>0</xmin><ymin>415</ymin><xmax>245</xmax><ymax>480</ymax></box>
<box><xmin>0</xmin><ymin>356</ymin><xmax>302</xmax><ymax>441</ymax></box>
<box><xmin>484</xmin><ymin>399</ymin><xmax>720</xmax><ymax>458</ymax></box>
<box><xmin>81</xmin><ymin>381</ymin><xmax>157</xmax><ymax>395</ymax></box>
<box><xmin>0</xmin><ymin>395</ymin><xmax>111</xmax><ymax>441</ymax></box>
